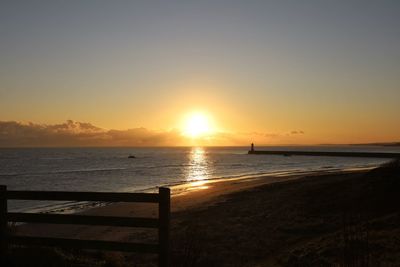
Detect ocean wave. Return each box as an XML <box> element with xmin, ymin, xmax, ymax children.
<box><xmin>146</xmin><ymin>163</ymin><xmax>192</xmax><ymax>169</ymax></box>
<box><xmin>0</xmin><ymin>167</ymin><xmax>127</xmax><ymax>177</ymax></box>
<box><xmin>52</xmin><ymin>167</ymin><xmax>127</xmax><ymax>174</ymax></box>
<box><xmin>39</xmin><ymin>157</ymin><xmax>76</xmax><ymax>160</ymax></box>
<box><xmin>2</xmin><ymin>147</ymin><xmax>392</xmax><ymax>213</ymax></box>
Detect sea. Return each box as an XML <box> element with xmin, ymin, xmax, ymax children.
<box><xmin>1</xmin><ymin>145</ymin><xmax>399</xmax><ymax>212</ymax></box>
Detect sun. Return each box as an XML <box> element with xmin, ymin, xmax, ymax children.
<box><xmin>183</xmin><ymin>112</ymin><xmax>213</xmax><ymax>137</ymax></box>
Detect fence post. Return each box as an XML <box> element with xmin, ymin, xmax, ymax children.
<box><xmin>158</xmin><ymin>187</ymin><xmax>170</xmax><ymax>267</ymax></box>
<box><xmin>0</xmin><ymin>185</ymin><xmax>7</xmax><ymax>259</ymax></box>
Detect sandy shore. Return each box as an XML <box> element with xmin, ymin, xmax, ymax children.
<box><xmin>11</xmin><ymin>162</ymin><xmax>400</xmax><ymax>266</ymax></box>
<box><xmin>16</xmin><ymin>169</ymin><xmax>367</xmax><ymax>241</ymax></box>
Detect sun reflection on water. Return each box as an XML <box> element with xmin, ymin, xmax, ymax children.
<box><xmin>186</xmin><ymin>147</ymin><xmax>210</xmax><ymax>191</ymax></box>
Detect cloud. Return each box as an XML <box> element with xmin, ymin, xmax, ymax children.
<box><xmin>0</xmin><ymin>120</ymin><xmax>306</xmax><ymax>147</ymax></box>
<box><xmin>47</xmin><ymin>120</ymin><xmax>103</xmax><ymax>134</ymax></box>
<box><xmin>0</xmin><ymin>120</ymin><xmax>181</xmax><ymax>147</ymax></box>
<box><xmin>290</xmin><ymin>130</ymin><xmax>305</xmax><ymax>135</ymax></box>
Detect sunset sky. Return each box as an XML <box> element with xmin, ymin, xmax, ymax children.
<box><xmin>1</xmin><ymin>1</ymin><xmax>399</xmax><ymax>146</ymax></box>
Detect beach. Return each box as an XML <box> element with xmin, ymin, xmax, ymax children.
<box><xmin>1</xmin><ymin>146</ymin><xmax>391</xmax><ymax>213</ymax></box>
<box><xmin>11</xmin><ymin>163</ymin><xmax>400</xmax><ymax>266</ymax></box>
<box><xmin>3</xmin><ymin>0</ymin><xmax>400</xmax><ymax>266</ymax></box>
<box><xmin>16</xmin><ymin>170</ymin><xmax>308</xmax><ymax>241</ymax></box>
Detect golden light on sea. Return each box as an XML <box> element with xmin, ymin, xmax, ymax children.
<box><xmin>186</xmin><ymin>147</ymin><xmax>210</xmax><ymax>191</ymax></box>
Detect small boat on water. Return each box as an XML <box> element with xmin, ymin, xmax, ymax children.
<box><xmin>128</xmin><ymin>155</ymin><xmax>136</xmax><ymax>159</ymax></box>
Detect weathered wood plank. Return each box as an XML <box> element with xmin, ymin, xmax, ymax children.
<box><xmin>0</xmin><ymin>185</ymin><xmax>7</xmax><ymax>257</ymax></box>
<box><xmin>6</xmin><ymin>191</ymin><xmax>159</xmax><ymax>203</ymax></box>
<box><xmin>158</xmin><ymin>187</ymin><xmax>170</xmax><ymax>267</ymax></box>
<box><xmin>8</xmin><ymin>212</ymin><xmax>159</xmax><ymax>228</ymax></box>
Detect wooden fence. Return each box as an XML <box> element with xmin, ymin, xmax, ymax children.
<box><xmin>0</xmin><ymin>185</ymin><xmax>170</xmax><ymax>267</ymax></box>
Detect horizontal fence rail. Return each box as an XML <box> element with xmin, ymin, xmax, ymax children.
<box><xmin>0</xmin><ymin>185</ymin><xmax>170</xmax><ymax>267</ymax></box>
<box><xmin>6</xmin><ymin>190</ymin><xmax>160</xmax><ymax>203</ymax></box>
<box><xmin>7</xmin><ymin>213</ymin><xmax>159</xmax><ymax>228</ymax></box>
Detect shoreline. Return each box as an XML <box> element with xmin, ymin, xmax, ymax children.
<box><xmin>11</xmin><ymin>165</ymin><xmax>379</xmax><ymax>215</ymax></box>
<box><xmin>10</xmin><ymin>161</ymin><xmax>400</xmax><ymax>266</ymax></box>
<box><xmin>168</xmin><ymin>165</ymin><xmax>376</xmax><ymax>197</ymax></box>
<box><xmin>16</xmin><ymin>168</ymin><xmax>373</xmax><ymax>241</ymax></box>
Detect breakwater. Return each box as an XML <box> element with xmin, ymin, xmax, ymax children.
<box><xmin>248</xmin><ymin>150</ymin><xmax>400</xmax><ymax>158</ymax></box>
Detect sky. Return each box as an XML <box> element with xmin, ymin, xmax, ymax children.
<box><xmin>1</xmin><ymin>0</ymin><xmax>399</xmax><ymax>146</ymax></box>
